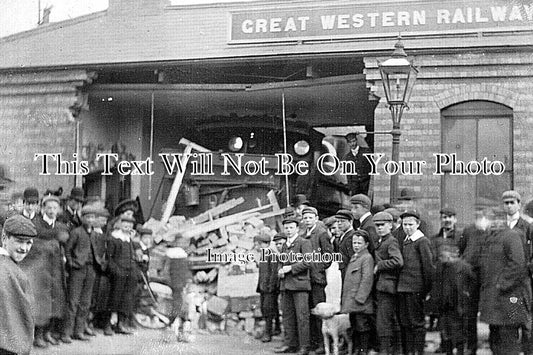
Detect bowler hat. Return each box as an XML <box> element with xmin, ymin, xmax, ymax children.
<box><xmin>350</xmin><ymin>194</ymin><xmax>371</xmax><ymax>208</ymax></box>
<box><xmin>282</xmin><ymin>216</ymin><xmax>300</xmax><ymax>225</ymax></box>
<box><xmin>398</xmin><ymin>187</ymin><xmax>419</xmax><ymax>201</ymax></box>
<box><xmin>273</xmin><ymin>233</ymin><xmax>287</xmax><ymax>242</ymax></box>
<box><xmin>400</xmin><ymin>210</ymin><xmax>420</xmax><ymax>220</ymax></box>
<box><xmin>335</xmin><ymin>209</ymin><xmax>354</xmax><ymax>221</ymax></box>
<box><xmin>502</xmin><ymin>190</ymin><xmax>521</xmax><ymax>203</ymax></box>
<box><xmin>3</xmin><ymin>215</ymin><xmax>37</xmax><ymax>238</ymax></box>
<box><xmin>440</xmin><ymin>207</ymin><xmax>456</xmax><ymax>217</ymax></box>
<box><xmin>291</xmin><ymin>194</ymin><xmax>309</xmax><ymax>207</ymax></box>
<box><xmin>68</xmin><ymin>187</ymin><xmax>85</xmax><ymax>203</ymax></box>
<box><xmin>525</xmin><ymin>200</ymin><xmax>533</xmax><ymax>218</ymax></box>
<box><xmin>373</xmin><ymin>212</ymin><xmax>393</xmax><ymax>223</ymax></box>
<box><xmin>345</xmin><ymin>133</ymin><xmax>358</xmax><ymax>141</ymax></box>
<box><xmin>23</xmin><ymin>187</ymin><xmax>39</xmax><ymax>204</ymax></box>
<box><xmin>114</xmin><ymin>199</ymin><xmax>139</xmax><ymax>217</ymax></box>
<box><xmin>301</xmin><ymin>206</ymin><xmax>318</xmax><ymax>216</ymax></box>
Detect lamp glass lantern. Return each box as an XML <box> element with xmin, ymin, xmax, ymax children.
<box><xmin>378</xmin><ymin>39</ymin><xmax>419</xmax><ymax>124</ymax></box>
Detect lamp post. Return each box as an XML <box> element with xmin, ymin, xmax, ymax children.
<box><xmin>378</xmin><ymin>37</ymin><xmax>419</xmax><ymax>204</ymax></box>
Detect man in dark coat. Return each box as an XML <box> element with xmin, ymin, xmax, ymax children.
<box><xmin>62</xmin><ymin>205</ymin><xmax>103</xmax><ymax>343</ymax></box>
<box><xmin>342</xmin><ymin>132</ymin><xmax>372</xmax><ymax>196</ymax></box>
<box><xmin>274</xmin><ymin>217</ymin><xmax>313</xmax><ymax>355</ymax></box>
<box><xmin>301</xmin><ymin>206</ymin><xmax>334</xmax><ymax>353</ymax></box>
<box><xmin>501</xmin><ymin>190</ymin><xmax>533</xmax><ymax>355</ymax></box>
<box><xmin>350</xmin><ymin>194</ymin><xmax>378</xmax><ymax>248</ymax></box>
<box><xmin>58</xmin><ymin>187</ymin><xmax>85</xmax><ymax>231</ymax></box>
<box><xmin>428</xmin><ymin>208</ymin><xmax>464</xmax><ymax>337</ymax></box>
<box><xmin>373</xmin><ymin>211</ymin><xmax>404</xmax><ymax>354</ymax></box>
<box><xmin>335</xmin><ymin>209</ymin><xmax>357</xmax><ymax>286</ymax></box>
<box><xmin>0</xmin><ymin>215</ymin><xmax>37</xmax><ymax>355</ymax></box>
<box><xmin>466</xmin><ymin>208</ymin><xmax>531</xmax><ymax>355</ymax></box>
<box><xmin>255</xmin><ymin>232</ymin><xmax>280</xmax><ymax>343</ymax></box>
<box><xmin>397</xmin><ymin>210</ymin><xmax>435</xmax><ymax>355</ymax></box>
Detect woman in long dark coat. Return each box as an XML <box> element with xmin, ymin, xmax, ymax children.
<box><xmin>19</xmin><ymin>196</ymin><xmax>67</xmax><ymax>348</ymax></box>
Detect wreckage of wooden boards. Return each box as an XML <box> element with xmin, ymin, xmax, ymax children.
<box><xmin>144</xmin><ymin>189</ymin><xmax>285</xmax><ymax>256</ymax></box>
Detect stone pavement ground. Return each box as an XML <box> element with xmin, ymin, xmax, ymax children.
<box><xmin>31</xmin><ymin>324</ymin><xmax>494</xmax><ymax>355</ymax></box>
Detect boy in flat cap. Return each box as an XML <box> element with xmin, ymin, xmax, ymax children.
<box><xmin>335</xmin><ymin>209</ymin><xmax>357</xmax><ymax>286</ymax></box>
<box><xmin>62</xmin><ymin>205</ymin><xmax>103</xmax><ymax>343</ymax></box>
<box><xmin>300</xmin><ymin>206</ymin><xmax>334</xmax><ymax>353</ymax></box>
<box><xmin>0</xmin><ymin>215</ymin><xmax>37</xmax><ymax>355</ymax></box>
<box><xmin>274</xmin><ymin>217</ymin><xmax>313</xmax><ymax>355</ymax></box>
<box><xmin>343</xmin><ymin>132</ymin><xmax>372</xmax><ymax>196</ymax></box>
<box><xmin>255</xmin><ymin>233</ymin><xmax>279</xmax><ymax>343</ymax></box>
<box><xmin>373</xmin><ymin>211</ymin><xmax>404</xmax><ymax>354</ymax></box>
<box><xmin>397</xmin><ymin>210</ymin><xmax>434</xmax><ymax>355</ymax></box>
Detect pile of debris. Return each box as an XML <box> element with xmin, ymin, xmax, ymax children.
<box><xmin>141</xmin><ymin>190</ymin><xmax>285</xmax><ymax>338</ymax></box>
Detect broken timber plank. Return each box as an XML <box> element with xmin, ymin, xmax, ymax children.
<box><xmin>192</xmin><ymin>197</ymin><xmax>244</xmax><ymax>224</ymax></box>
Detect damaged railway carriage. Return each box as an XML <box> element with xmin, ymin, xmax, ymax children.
<box><xmin>161</xmin><ymin>116</ymin><xmax>352</xmax><ymax>219</ymax></box>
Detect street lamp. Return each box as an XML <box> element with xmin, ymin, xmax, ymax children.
<box><xmin>378</xmin><ymin>37</ymin><xmax>419</xmax><ymax>204</ymax></box>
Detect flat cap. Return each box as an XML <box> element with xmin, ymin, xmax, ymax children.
<box><xmin>384</xmin><ymin>208</ymin><xmax>401</xmax><ymax>221</ymax></box>
<box><xmin>114</xmin><ymin>199</ymin><xmax>139</xmax><ymax>217</ymax></box>
<box><xmin>81</xmin><ymin>205</ymin><xmax>99</xmax><ymax>216</ymax></box>
<box><xmin>282</xmin><ymin>216</ymin><xmax>300</xmax><ymax>225</ymax></box>
<box><xmin>353</xmin><ymin>229</ymin><xmax>370</xmax><ymax>238</ymax></box>
<box><xmin>120</xmin><ymin>215</ymin><xmax>137</xmax><ymax>224</ymax></box>
<box><xmin>373</xmin><ymin>212</ymin><xmax>393</xmax><ymax>223</ymax></box>
<box><xmin>350</xmin><ymin>194</ymin><xmax>371</xmax><ymax>208</ymax></box>
<box><xmin>96</xmin><ymin>207</ymin><xmax>110</xmax><ymax>218</ymax></box>
<box><xmin>323</xmin><ymin>216</ymin><xmax>337</xmax><ymax>228</ymax></box>
<box><xmin>42</xmin><ymin>194</ymin><xmax>60</xmax><ymax>206</ymax></box>
<box><xmin>273</xmin><ymin>233</ymin><xmax>287</xmax><ymax>242</ymax></box>
<box><xmin>3</xmin><ymin>215</ymin><xmax>37</xmax><ymax>238</ymax></box>
<box><xmin>23</xmin><ymin>187</ymin><xmax>39</xmax><ymax>203</ymax></box>
<box><xmin>400</xmin><ymin>209</ymin><xmax>420</xmax><ymax>220</ymax></box>
<box><xmin>335</xmin><ymin>209</ymin><xmax>354</xmax><ymax>221</ymax></box>
<box><xmin>440</xmin><ymin>207</ymin><xmax>456</xmax><ymax>216</ymax></box>
<box><xmin>137</xmin><ymin>227</ymin><xmax>152</xmax><ymax>235</ymax></box>
<box><xmin>301</xmin><ymin>206</ymin><xmax>318</xmax><ymax>216</ymax></box>
<box><xmin>502</xmin><ymin>190</ymin><xmax>521</xmax><ymax>202</ymax></box>
<box><xmin>253</xmin><ymin>233</ymin><xmax>271</xmax><ymax>243</ymax></box>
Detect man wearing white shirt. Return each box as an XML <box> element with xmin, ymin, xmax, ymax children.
<box><xmin>342</xmin><ymin>133</ymin><xmax>372</xmax><ymax>196</ymax></box>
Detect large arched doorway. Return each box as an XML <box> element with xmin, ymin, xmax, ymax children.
<box><xmin>441</xmin><ymin>100</ymin><xmax>513</xmax><ymax>226</ymax></box>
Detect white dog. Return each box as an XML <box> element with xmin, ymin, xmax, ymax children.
<box><xmin>311</xmin><ymin>302</ymin><xmax>352</xmax><ymax>355</ymax></box>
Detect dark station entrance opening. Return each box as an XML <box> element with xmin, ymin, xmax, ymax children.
<box><xmin>83</xmin><ymin>56</ymin><xmax>378</xmax><ymax>219</ymax></box>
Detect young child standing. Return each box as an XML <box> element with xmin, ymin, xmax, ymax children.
<box><xmin>341</xmin><ymin>229</ymin><xmax>375</xmax><ymax>355</ymax></box>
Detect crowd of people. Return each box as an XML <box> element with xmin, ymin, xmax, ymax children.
<box><xmin>0</xmin><ymin>187</ymin><xmax>153</xmax><ymax>355</ymax></box>
<box><xmin>254</xmin><ymin>190</ymin><xmax>533</xmax><ymax>355</ymax></box>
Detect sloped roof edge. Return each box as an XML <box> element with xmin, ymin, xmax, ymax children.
<box><xmin>0</xmin><ymin>10</ymin><xmax>107</xmax><ymax>43</ymax></box>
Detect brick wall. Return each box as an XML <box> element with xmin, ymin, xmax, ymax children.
<box><xmin>0</xmin><ymin>69</ymin><xmax>92</xmax><ymax>198</ymax></box>
<box><xmin>364</xmin><ymin>51</ymin><xmax>533</xmax><ymax>231</ymax></box>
